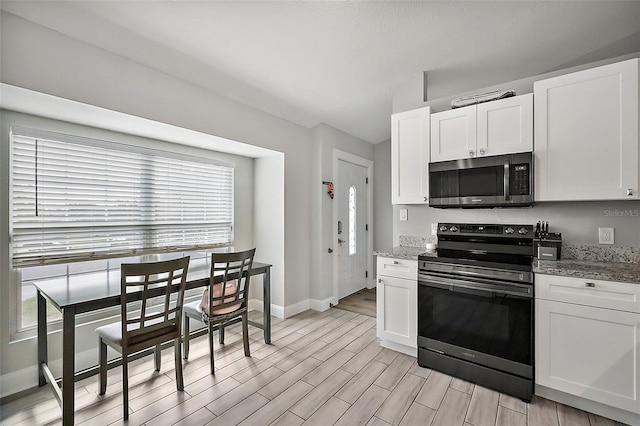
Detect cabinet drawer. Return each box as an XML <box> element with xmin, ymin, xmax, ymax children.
<box><xmin>377</xmin><ymin>257</ymin><xmax>417</xmax><ymax>280</ymax></box>
<box><xmin>536</xmin><ymin>274</ymin><xmax>640</xmax><ymax>313</ymax></box>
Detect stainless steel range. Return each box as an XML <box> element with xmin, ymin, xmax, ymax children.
<box><xmin>417</xmin><ymin>223</ymin><xmax>534</xmax><ymax>401</ymax></box>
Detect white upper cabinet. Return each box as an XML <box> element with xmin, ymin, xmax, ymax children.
<box><xmin>430</xmin><ymin>105</ymin><xmax>476</xmax><ymax>162</ymax></box>
<box><xmin>391</xmin><ymin>106</ymin><xmax>430</xmax><ymax>204</ymax></box>
<box><xmin>534</xmin><ymin>59</ymin><xmax>639</xmax><ymax>201</ymax></box>
<box><xmin>477</xmin><ymin>93</ymin><xmax>533</xmax><ymax>157</ymax></box>
<box><xmin>430</xmin><ymin>94</ymin><xmax>533</xmax><ymax>163</ymax></box>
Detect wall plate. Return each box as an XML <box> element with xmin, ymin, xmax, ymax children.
<box><xmin>399</xmin><ymin>209</ymin><xmax>408</xmax><ymax>221</ymax></box>
<box><xmin>598</xmin><ymin>227</ymin><xmax>614</xmax><ymax>245</ymax></box>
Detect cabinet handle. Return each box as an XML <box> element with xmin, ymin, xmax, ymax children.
<box><xmin>479</xmin><ymin>148</ymin><xmax>485</xmax><ymax>155</ymax></box>
<box><xmin>378</xmin><ymin>278</ymin><xmax>382</xmax><ymax>284</ymax></box>
<box><xmin>423</xmin><ymin>196</ymin><xmax>428</xmax><ymax>202</ymax></box>
<box><xmin>627</xmin><ymin>189</ymin><xmax>634</xmax><ymax>196</ymax></box>
<box><xmin>469</xmin><ymin>150</ymin><xmax>475</xmax><ymax>157</ymax></box>
<box><xmin>393</xmin><ymin>260</ymin><xmax>399</xmax><ymax>265</ymax></box>
<box><xmin>585</xmin><ymin>282</ymin><xmax>595</xmax><ymax>288</ymax></box>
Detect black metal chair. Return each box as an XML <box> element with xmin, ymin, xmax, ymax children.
<box><xmin>183</xmin><ymin>249</ymin><xmax>255</xmax><ymax>375</ymax></box>
<box><xmin>95</xmin><ymin>256</ymin><xmax>190</xmax><ymax>420</ymax></box>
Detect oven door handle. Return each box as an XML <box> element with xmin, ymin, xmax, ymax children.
<box><xmin>419</xmin><ymin>274</ymin><xmax>532</xmax><ymax>298</ymax></box>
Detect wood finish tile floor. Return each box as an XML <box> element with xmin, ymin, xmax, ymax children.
<box><xmin>335</xmin><ymin>288</ymin><xmax>376</xmax><ymax>317</ymax></box>
<box><xmin>0</xmin><ymin>309</ymin><xmax>627</xmax><ymax>426</ymax></box>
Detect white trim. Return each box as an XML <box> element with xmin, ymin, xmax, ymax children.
<box><xmin>283</xmin><ymin>300</ymin><xmax>310</xmax><ymax>318</ymax></box>
<box><xmin>270</xmin><ymin>304</ymin><xmax>285</xmax><ymax>319</ymax></box>
<box><xmin>310</xmin><ymin>297</ymin><xmax>333</xmax><ymax>312</ymax></box>
<box><xmin>248</xmin><ymin>298</ymin><xmax>264</xmax><ymax>313</ymax></box>
<box><xmin>332</xmin><ymin>149</ymin><xmax>374</xmax><ymax>306</ymax></box>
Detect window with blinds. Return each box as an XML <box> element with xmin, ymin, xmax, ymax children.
<box><xmin>10</xmin><ymin>128</ymin><xmax>234</xmax><ymax>268</ymax></box>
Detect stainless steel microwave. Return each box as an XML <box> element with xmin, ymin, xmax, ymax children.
<box><xmin>429</xmin><ymin>152</ymin><xmax>533</xmax><ymax>208</ymax></box>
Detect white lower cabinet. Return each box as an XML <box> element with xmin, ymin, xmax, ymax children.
<box><xmin>376</xmin><ymin>256</ymin><xmax>417</xmax><ymax>356</ymax></box>
<box><xmin>536</xmin><ymin>274</ymin><xmax>640</xmax><ymax>419</ymax></box>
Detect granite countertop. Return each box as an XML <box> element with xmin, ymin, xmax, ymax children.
<box><xmin>534</xmin><ymin>259</ymin><xmax>640</xmax><ymax>284</ymax></box>
<box><xmin>373</xmin><ymin>246</ymin><xmax>436</xmax><ymax>260</ymax></box>
<box><xmin>374</xmin><ymin>245</ymin><xmax>640</xmax><ymax>283</ymax></box>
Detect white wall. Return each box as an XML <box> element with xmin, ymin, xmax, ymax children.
<box><xmin>0</xmin><ymin>10</ymin><xmax>384</xmax><ymax>398</ymax></box>
<box><xmin>0</xmin><ymin>11</ymin><xmax>317</xmax><ymax>397</ymax></box>
<box><xmin>373</xmin><ymin>140</ymin><xmax>393</xmax><ymax>253</ymax></box>
<box><xmin>0</xmin><ymin>10</ymin><xmax>313</xmax><ymax>307</ymax></box>
<box><xmin>310</xmin><ymin>124</ymin><xmax>374</xmax><ymax>306</ymax></box>
<box><xmin>394</xmin><ymin>202</ymin><xmax>640</xmax><ymax>248</ymax></box>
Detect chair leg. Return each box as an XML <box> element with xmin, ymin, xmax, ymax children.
<box><xmin>219</xmin><ymin>323</ymin><xmax>225</xmax><ymax>344</ymax></box>
<box><xmin>154</xmin><ymin>344</ymin><xmax>161</xmax><ymax>371</ymax></box>
<box><xmin>98</xmin><ymin>338</ymin><xmax>107</xmax><ymax>395</ymax></box>
<box><xmin>242</xmin><ymin>312</ymin><xmax>250</xmax><ymax>357</ymax></box>
<box><xmin>122</xmin><ymin>356</ymin><xmax>129</xmax><ymax>420</ymax></box>
<box><xmin>174</xmin><ymin>338</ymin><xmax>184</xmax><ymax>391</ymax></box>
<box><xmin>208</xmin><ymin>321</ymin><xmax>215</xmax><ymax>375</ymax></box>
<box><xmin>183</xmin><ymin>313</ymin><xmax>190</xmax><ymax>359</ymax></box>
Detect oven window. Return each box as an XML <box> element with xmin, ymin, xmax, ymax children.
<box><xmin>418</xmin><ymin>283</ymin><xmax>531</xmax><ymax>366</ymax></box>
<box><xmin>458</xmin><ymin>166</ymin><xmax>504</xmax><ymax>197</ymax></box>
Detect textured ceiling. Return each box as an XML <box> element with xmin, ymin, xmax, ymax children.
<box><xmin>2</xmin><ymin>1</ymin><xmax>639</xmax><ymax>144</ymax></box>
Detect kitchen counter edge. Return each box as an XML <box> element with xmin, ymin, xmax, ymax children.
<box><xmin>373</xmin><ymin>247</ymin><xmax>436</xmax><ymax>261</ymax></box>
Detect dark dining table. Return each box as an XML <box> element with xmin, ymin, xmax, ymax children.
<box><xmin>34</xmin><ymin>262</ymin><xmax>272</xmax><ymax>426</ymax></box>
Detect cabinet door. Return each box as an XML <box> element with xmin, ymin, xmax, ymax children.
<box><xmin>534</xmin><ymin>59</ymin><xmax>639</xmax><ymax>201</ymax></box>
<box><xmin>377</xmin><ymin>275</ymin><xmax>417</xmax><ymax>348</ymax></box>
<box><xmin>477</xmin><ymin>94</ymin><xmax>533</xmax><ymax>156</ymax></box>
<box><xmin>430</xmin><ymin>105</ymin><xmax>476</xmax><ymax>162</ymax></box>
<box><xmin>391</xmin><ymin>107</ymin><xmax>430</xmax><ymax>204</ymax></box>
<box><xmin>536</xmin><ymin>299</ymin><xmax>640</xmax><ymax>413</ymax></box>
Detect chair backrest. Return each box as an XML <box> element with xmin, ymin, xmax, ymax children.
<box><xmin>120</xmin><ymin>256</ymin><xmax>190</xmax><ymax>350</ymax></box>
<box><xmin>207</xmin><ymin>249</ymin><xmax>255</xmax><ymax>315</ymax></box>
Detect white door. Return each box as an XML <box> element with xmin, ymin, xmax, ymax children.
<box><xmin>337</xmin><ymin>159</ymin><xmax>368</xmax><ymax>299</ymax></box>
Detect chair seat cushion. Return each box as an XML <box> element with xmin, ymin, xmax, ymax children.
<box><xmin>96</xmin><ymin>316</ymin><xmax>170</xmax><ymax>346</ymax></box>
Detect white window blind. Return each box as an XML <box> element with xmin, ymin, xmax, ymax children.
<box><xmin>11</xmin><ymin>129</ymin><xmax>234</xmax><ymax>268</ymax></box>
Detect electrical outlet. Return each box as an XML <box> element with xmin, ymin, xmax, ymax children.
<box><xmin>399</xmin><ymin>209</ymin><xmax>408</xmax><ymax>221</ymax></box>
<box><xmin>598</xmin><ymin>227</ymin><xmax>614</xmax><ymax>245</ymax></box>
<box><xmin>431</xmin><ymin>223</ymin><xmax>438</xmax><ymax>236</ymax></box>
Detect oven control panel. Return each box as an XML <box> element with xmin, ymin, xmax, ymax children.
<box><xmin>437</xmin><ymin>223</ymin><xmax>534</xmax><ymax>238</ymax></box>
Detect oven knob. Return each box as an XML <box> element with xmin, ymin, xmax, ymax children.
<box><xmin>505</xmin><ymin>227</ymin><xmax>515</xmax><ymax>234</ymax></box>
<box><xmin>439</xmin><ymin>225</ymin><xmax>448</xmax><ymax>232</ymax></box>
<box><xmin>449</xmin><ymin>226</ymin><xmax>458</xmax><ymax>232</ymax></box>
<box><xmin>518</xmin><ymin>227</ymin><xmax>529</xmax><ymax>235</ymax></box>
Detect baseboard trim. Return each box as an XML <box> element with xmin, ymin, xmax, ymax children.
<box><xmin>310</xmin><ymin>297</ymin><xmax>333</xmax><ymax>312</ymax></box>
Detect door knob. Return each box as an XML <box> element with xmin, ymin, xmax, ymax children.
<box><xmin>627</xmin><ymin>189</ymin><xmax>634</xmax><ymax>196</ymax></box>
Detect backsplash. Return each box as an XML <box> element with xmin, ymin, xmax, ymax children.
<box><xmin>399</xmin><ymin>235</ymin><xmax>436</xmax><ymax>247</ymax></box>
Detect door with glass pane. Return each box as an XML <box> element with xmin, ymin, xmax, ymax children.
<box><xmin>337</xmin><ymin>159</ymin><xmax>368</xmax><ymax>299</ymax></box>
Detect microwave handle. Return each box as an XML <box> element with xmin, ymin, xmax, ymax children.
<box><xmin>504</xmin><ymin>161</ymin><xmax>510</xmax><ymax>201</ymax></box>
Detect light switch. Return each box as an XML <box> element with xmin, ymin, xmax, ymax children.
<box><xmin>399</xmin><ymin>209</ymin><xmax>408</xmax><ymax>221</ymax></box>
